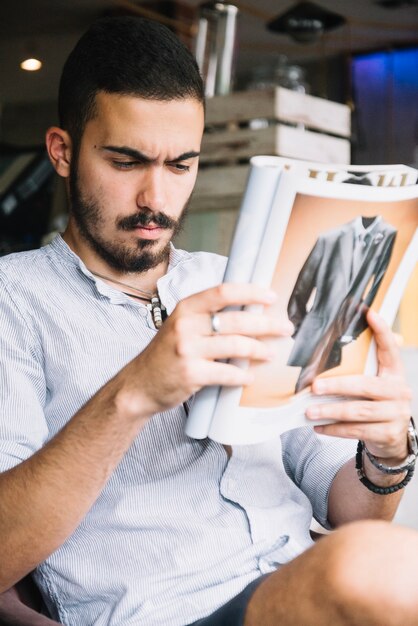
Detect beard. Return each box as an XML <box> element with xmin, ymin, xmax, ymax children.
<box><xmin>68</xmin><ymin>164</ymin><xmax>189</xmax><ymax>273</ymax></box>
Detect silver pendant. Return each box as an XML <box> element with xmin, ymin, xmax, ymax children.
<box><xmin>149</xmin><ymin>296</ymin><xmax>166</xmax><ymax>329</ymax></box>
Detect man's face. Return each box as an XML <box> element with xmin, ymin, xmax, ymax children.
<box><xmin>68</xmin><ymin>92</ymin><xmax>204</xmax><ymax>273</ymax></box>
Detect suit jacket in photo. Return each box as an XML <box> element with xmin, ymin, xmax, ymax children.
<box><xmin>286</xmin><ymin>216</ymin><xmax>397</xmax><ymax>392</ymax></box>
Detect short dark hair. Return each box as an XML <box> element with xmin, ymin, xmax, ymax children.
<box><xmin>58</xmin><ymin>16</ymin><xmax>204</xmax><ymax>150</ymax></box>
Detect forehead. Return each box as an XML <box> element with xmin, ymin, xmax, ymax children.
<box><xmin>85</xmin><ymin>92</ymin><xmax>205</xmax><ymax>148</ymax></box>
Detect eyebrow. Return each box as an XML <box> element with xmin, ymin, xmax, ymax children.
<box><xmin>102</xmin><ymin>145</ymin><xmax>200</xmax><ymax>163</ymax></box>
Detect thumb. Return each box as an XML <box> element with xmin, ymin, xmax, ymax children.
<box><xmin>367</xmin><ymin>309</ymin><xmax>404</xmax><ymax>377</ymax></box>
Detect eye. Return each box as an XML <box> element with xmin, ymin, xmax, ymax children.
<box><xmin>112</xmin><ymin>161</ymin><xmax>138</xmax><ymax>170</ymax></box>
<box><xmin>169</xmin><ymin>163</ymin><xmax>191</xmax><ymax>173</ymax></box>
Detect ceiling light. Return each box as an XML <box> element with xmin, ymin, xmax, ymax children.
<box><xmin>267</xmin><ymin>1</ymin><xmax>346</xmax><ymax>44</ymax></box>
<box><xmin>20</xmin><ymin>58</ymin><xmax>42</xmax><ymax>71</ymax></box>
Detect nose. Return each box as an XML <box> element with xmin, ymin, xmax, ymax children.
<box><xmin>136</xmin><ymin>166</ymin><xmax>166</xmax><ymax>213</ymax></box>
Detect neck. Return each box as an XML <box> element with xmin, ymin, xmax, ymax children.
<box><xmin>62</xmin><ymin>225</ymin><xmax>169</xmax><ymax>297</ymax></box>
<box><xmin>361</xmin><ymin>216</ymin><xmax>378</xmax><ymax>229</ymax></box>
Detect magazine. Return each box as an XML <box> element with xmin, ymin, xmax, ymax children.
<box><xmin>186</xmin><ymin>156</ymin><xmax>418</xmax><ymax>445</ymax></box>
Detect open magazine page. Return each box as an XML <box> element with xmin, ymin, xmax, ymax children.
<box><xmin>193</xmin><ymin>158</ymin><xmax>418</xmax><ymax>445</ymax></box>
<box><xmin>185</xmin><ymin>160</ymin><xmax>284</xmax><ymax>438</ymax></box>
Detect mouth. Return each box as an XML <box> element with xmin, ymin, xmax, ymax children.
<box><xmin>132</xmin><ymin>224</ymin><xmax>167</xmax><ymax>240</ymax></box>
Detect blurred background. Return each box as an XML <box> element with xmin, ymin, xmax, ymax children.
<box><xmin>0</xmin><ymin>0</ymin><xmax>417</xmax><ymax>254</ymax></box>
<box><xmin>0</xmin><ymin>0</ymin><xmax>417</xmax><ymax>526</ymax></box>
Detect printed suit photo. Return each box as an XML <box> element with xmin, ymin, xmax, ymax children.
<box><xmin>286</xmin><ymin>216</ymin><xmax>397</xmax><ymax>393</ymax></box>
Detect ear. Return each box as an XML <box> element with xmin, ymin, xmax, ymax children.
<box><xmin>45</xmin><ymin>127</ymin><xmax>72</xmax><ymax>178</ymax></box>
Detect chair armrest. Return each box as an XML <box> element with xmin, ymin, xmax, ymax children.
<box><xmin>0</xmin><ymin>579</ymin><xmax>60</xmax><ymax>625</ymax></box>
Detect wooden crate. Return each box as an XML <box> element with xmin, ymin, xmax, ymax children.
<box><xmin>205</xmin><ymin>87</ymin><xmax>351</xmax><ymax>137</ymax></box>
<box><xmin>185</xmin><ymin>87</ymin><xmax>351</xmax><ymax>254</ymax></box>
<box><xmin>189</xmin><ymin>88</ymin><xmax>351</xmax><ymax>212</ymax></box>
<box><xmin>200</xmin><ymin>124</ymin><xmax>350</xmax><ymax>165</ymax></box>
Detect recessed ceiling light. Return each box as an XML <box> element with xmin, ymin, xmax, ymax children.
<box><xmin>20</xmin><ymin>58</ymin><xmax>42</xmax><ymax>71</ymax></box>
<box><xmin>267</xmin><ymin>1</ymin><xmax>346</xmax><ymax>44</ymax></box>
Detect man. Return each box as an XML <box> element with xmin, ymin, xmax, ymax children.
<box><xmin>0</xmin><ymin>16</ymin><xmax>417</xmax><ymax>626</ymax></box>
<box><xmin>287</xmin><ymin>215</ymin><xmax>397</xmax><ymax>392</ymax></box>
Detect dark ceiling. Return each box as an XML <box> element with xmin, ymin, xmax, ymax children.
<box><xmin>0</xmin><ymin>0</ymin><xmax>417</xmax><ymax>105</ymax></box>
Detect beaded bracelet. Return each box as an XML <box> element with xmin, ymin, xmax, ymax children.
<box><xmin>355</xmin><ymin>441</ymin><xmax>415</xmax><ymax>495</ymax></box>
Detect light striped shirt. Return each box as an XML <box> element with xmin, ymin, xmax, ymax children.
<box><xmin>0</xmin><ymin>235</ymin><xmax>356</xmax><ymax>625</ymax></box>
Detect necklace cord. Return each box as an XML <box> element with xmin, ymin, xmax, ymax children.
<box><xmin>88</xmin><ymin>269</ymin><xmax>156</xmax><ymax>300</ymax></box>
<box><xmin>87</xmin><ymin>267</ymin><xmax>166</xmax><ymax>328</ymax></box>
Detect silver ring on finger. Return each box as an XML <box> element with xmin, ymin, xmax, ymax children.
<box><xmin>210</xmin><ymin>312</ymin><xmax>221</xmax><ymax>335</ymax></box>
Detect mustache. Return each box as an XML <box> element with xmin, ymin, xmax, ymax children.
<box><xmin>117</xmin><ymin>211</ymin><xmax>178</xmax><ymax>231</ymax></box>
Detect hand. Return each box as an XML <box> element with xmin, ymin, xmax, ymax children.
<box><xmin>121</xmin><ymin>283</ymin><xmax>294</xmax><ymax>418</ymax></box>
<box><xmin>306</xmin><ymin>309</ymin><xmax>412</xmax><ymax>462</ymax></box>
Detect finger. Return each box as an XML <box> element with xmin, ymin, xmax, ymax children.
<box><xmin>170</xmin><ymin>311</ymin><xmax>293</xmax><ymax>347</ymax></box>
<box><xmin>312</xmin><ymin>420</ymin><xmax>404</xmax><ymax>446</ymax></box>
<box><xmin>306</xmin><ymin>399</ymin><xmax>410</xmax><ymax>423</ymax></box>
<box><xmin>178</xmin><ymin>283</ymin><xmax>278</xmax><ymax>314</ymax></box>
<box><xmin>312</xmin><ymin>374</ymin><xmax>412</xmax><ymax>402</ymax></box>
<box><xmin>196</xmin><ymin>335</ymin><xmax>275</xmax><ymax>361</ymax></box>
<box><xmin>203</xmin><ymin>310</ymin><xmax>293</xmax><ymax>338</ymax></box>
<box><xmin>367</xmin><ymin>309</ymin><xmax>404</xmax><ymax>376</ymax></box>
<box><xmin>194</xmin><ymin>359</ymin><xmax>255</xmax><ymax>387</ymax></box>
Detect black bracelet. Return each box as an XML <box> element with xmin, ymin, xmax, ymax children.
<box><xmin>355</xmin><ymin>441</ymin><xmax>415</xmax><ymax>495</ymax></box>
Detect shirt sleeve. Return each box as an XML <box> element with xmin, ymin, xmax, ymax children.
<box><xmin>281</xmin><ymin>426</ymin><xmax>357</xmax><ymax>529</ymax></box>
<box><xmin>0</xmin><ymin>277</ymin><xmax>48</xmax><ymax>472</ymax></box>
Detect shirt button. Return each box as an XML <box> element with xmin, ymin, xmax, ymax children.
<box><xmin>138</xmin><ymin>307</ymin><xmax>148</xmax><ymax>317</ymax></box>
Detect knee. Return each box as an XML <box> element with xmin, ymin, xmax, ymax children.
<box><xmin>321</xmin><ymin>520</ymin><xmax>418</xmax><ymax>622</ymax></box>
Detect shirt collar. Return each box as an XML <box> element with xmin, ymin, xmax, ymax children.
<box><xmin>353</xmin><ymin>215</ymin><xmax>382</xmax><ymax>238</ymax></box>
<box><xmin>47</xmin><ymin>234</ymin><xmax>193</xmax><ymax>305</ymax></box>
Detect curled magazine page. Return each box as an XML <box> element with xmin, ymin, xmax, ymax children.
<box><xmin>206</xmin><ymin>160</ymin><xmax>418</xmax><ymax>445</ymax></box>
<box><xmin>185</xmin><ymin>159</ymin><xmax>285</xmax><ymax>439</ymax></box>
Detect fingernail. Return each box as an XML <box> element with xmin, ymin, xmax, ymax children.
<box><xmin>243</xmin><ymin>372</ymin><xmax>255</xmax><ymax>385</ymax></box>
<box><xmin>314</xmin><ymin>426</ymin><xmax>324</xmax><ymax>434</ymax></box>
<box><xmin>264</xmin><ymin>348</ymin><xmax>276</xmax><ymax>360</ymax></box>
<box><xmin>306</xmin><ymin>407</ymin><xmax>320</xmax><ymax>419</ymax></box>
<box><xmin>264</xmin><ymin>291</ymin><xmax>278</xmax><ymax>303</ymax></box>
<box><xmin>283</xmin><ymin>321</ymin><xmax>294</xmax><ymax>334</ymax></box>
<box><xmin>313</xmin><ymin>380</ymin><xmax>325</xmax><ymax>394</ymax></box>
